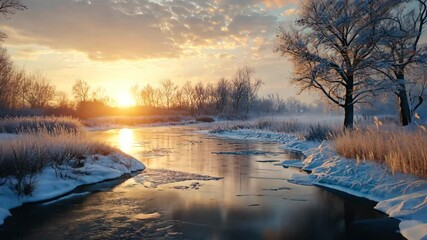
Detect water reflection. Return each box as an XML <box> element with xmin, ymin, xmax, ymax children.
<box><xmin>0</xmin><ymin>126</ymin><xmax>402</xmax><ymax>240</ymax></box>
<box><xmin>118</xmin><ymin>128</ymin><xmax>134</xmax><ymax>154</ymax></box>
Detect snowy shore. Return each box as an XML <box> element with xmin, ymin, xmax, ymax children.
<box><xmin>209</xmin><ymin>129</ymin><xmax>427</xmax><ymax>240</ymax></box>
<box><xmin>0</xmin><ymin>153</ymin><xmax>145</xmax><ymax>225</ymax></box>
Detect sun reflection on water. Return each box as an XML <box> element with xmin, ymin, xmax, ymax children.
<box><xmin>119</xmin><ymin>128</ymin><xmax>134</xmax><ymax>154</ymax></box>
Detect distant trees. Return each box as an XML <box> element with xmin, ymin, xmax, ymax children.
<box><xmin>24</xmin><ymin>72</ymin><xmax>55</xmax><ymax>108</ymax></box>
<box><xmin>72</xmin><ymin>79</ymin><xmax>90</xmax><ymax>103</ymax></box>
<box><xmin>230</xmin><ymin>66</ymin><xmax>263</xmax><ymax>116</ymax></box>
<box><xmin>130</xmin><ymin>66</ymin><xmax>264</xmax><ymax>118</ymax></box>
<box><xmin>0</xmin><ymin>47</ymin><xmax>55</xmax><ymax>111</ymax></box>
<box><xmin>161</xmin><ymin>79</ymin><xmax>177</xmax><ymax>109</ymax></box>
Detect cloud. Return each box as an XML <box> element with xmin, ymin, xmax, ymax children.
<box><xmin>263</xmin><ymin>0</ymin><xmax>296</xmax><ymax>8</ymax></box>
<box><xmin>0</xmin><ymin>0</ymin><xmax>294</xmax><ymax>61</ymax></box>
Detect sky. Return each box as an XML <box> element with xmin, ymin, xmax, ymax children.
<box><xmin>0</xmin><ymin>0</ymin><xmax>309</xmax><ymax>105</ymax></box>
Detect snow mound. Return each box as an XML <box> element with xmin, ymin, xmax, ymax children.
<box><xmin>210</xmin><ymin>129</ymin><xmax>427</xmax><ymax>240</ymax></box>
<box><xmin>0</xmin><ymin>153</ymin><xmax>145</xmax><ymax>225</ymax></box>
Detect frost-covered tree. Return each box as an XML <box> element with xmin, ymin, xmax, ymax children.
<box><xmin>374</xmin><ymin>0</ymin><xmax>427</xmax><ymax>126</ymax></box>
<box><xmin>214</xmin><ymin>78</ymin><xmax>230</xmax><ymax>115</ymax></box>
<box><xmin>230</xmin><ymin>66</ymin><xmax>263</xmax><ymax>118</ymax></box>
<box><xmin>275</xmin><ymin>0</ymin><xmax>401</xmax><ymax>128</ymax></box>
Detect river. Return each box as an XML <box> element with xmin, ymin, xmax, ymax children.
<box><xmin>0</xmin><ymin>126</ymin><xmax>403</xmax><ymax>240</ymax></box>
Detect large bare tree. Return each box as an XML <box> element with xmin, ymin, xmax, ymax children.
<box><xmin>275</xmin><ymin>0</ymin><xmax>400</xmax><ymax>128</ymax></box>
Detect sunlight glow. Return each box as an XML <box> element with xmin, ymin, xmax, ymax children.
<box><xmin>119</xmin><ymin>128</ymin><xmax>134</xmax><ymax>154</ymax></box>
<box><xmin>117</xmin><ymin>93</ymin><xmax>134</xmax><ymax>107</ymax></box>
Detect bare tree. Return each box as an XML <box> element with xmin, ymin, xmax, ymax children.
<box><xmin>91</xmin><ymin>87</ymin><xmax>110</xmax><ymax>104</ymax></box>
<box><xmin>373</xmin><ymin>0</ymin><xmax>427</xmax><ymax>126</ymax></box>
<box><xmin>408</xmin><ymin>66</ymin><xmax>427</xmax><ymax>114</ymax></box>
<box><xmin>0</xmin><ymin>47</ymin><xmax>14</xmax><ymax>109</ymax></box>
<box><xmin>275</xmin><ymin>0</ymin><xmax>400</xmax><ymax>128</ymax></box>
<box><xmin>214</xmin><ymin>78</ymin><xmax>230</xmax><ymax>115</ymax></box>
<box><xmin>130</xmin><ymin>83</ymin><xmax>142</xmax><ymax>107</ymax></box>
<box><xmin>161</xmin><ymin>79</ymin><xmax>177</xmax><ymax>109</ymax></box>
<box><xmin>56</xmin><ymin>91</ymin><xmax>71</xmax><ymax>108</ymax></box>
<box><xmin>72</xmin><ymin>79</ymin><xmax>90</xmax><ymax>103</ymax></box>
<box><xmin>231</xmin><ymin>66</ymin><xmax>263</xmax><ymax>118</ymax></box>
<box><xmin>0</xmin><ymin>0</ymin><xmax>25</xmax><ymax>16</ymax></box>
<box><xmin>182</xmin><ymin>81</ymin><xmax>194</xmax><ymax>109</ymax></box>
<box><xmin>24</xmin><ymin>72</ymin><xmax>56</xmax><ymax>108</ymax></box>
<box><xmin>140</xmin><ymin>84</ymin><xmax>156</xmax><ymax>107</ymax></box>
<box><xmin>0</xmin><ymin>0</ymin><xmax>26</xmax><ymax>40</ymax></box>
<box><xmin>193</xmin><ymin>82</ymin><xmax>207</xmax><ymax>111</ymax></box>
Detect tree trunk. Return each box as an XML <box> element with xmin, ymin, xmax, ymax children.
<box><xmin>343</xmin><ymin>84</ymin><xmax>354</xmax><ymax>129</ymax></box>
<box><xmin>396</xmin><ymin>72</ymin><xmax>412</xmax><ymax>126</ymax></box>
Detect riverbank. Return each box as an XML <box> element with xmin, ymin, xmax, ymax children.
<box><xmin>0</xmin><ymin>149</ymin><xmax>145</xmax><ymax>225</ymax></box>
<box><xmin>0</xmin><ymin>117</ymin><xmax>146</xmax><ymax>225</ymax></box>
<box><xmin>208</xmin><ymin>129</ymin><xmax>427</xmax><ymax>240</ymax></box>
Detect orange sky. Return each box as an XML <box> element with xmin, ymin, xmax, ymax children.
<box><xmin>0</xmin><ymin>0</ymin><xmax>312</xmax><ymax>105</ymax></box>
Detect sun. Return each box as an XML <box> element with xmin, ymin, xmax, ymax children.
<box><xmin>117</xmin><ymin>94</ymin><xmax>134</xmax><ymax>107</ymax></box>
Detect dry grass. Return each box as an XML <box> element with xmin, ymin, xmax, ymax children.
<box><xmin>0</xmin><ymin>116</ymin><xmax>84</xmax><ymax>134</ymax></box>
<box><xmin>211</xmin><ymin>117</ymin><xmax>427</xmax><ymax>177</ymax></box>
<box><xmin>0</xmin><ymin>117</ymin><xmax>117</xmax><ymax>195</ymax></box>
<box><xmin>335</xmin><ymin>129</ymin><xmax>427</xmax><ymax>177</ymax></box>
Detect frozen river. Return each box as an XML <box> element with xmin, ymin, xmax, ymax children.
<box><xmin>0</xmin><ymin>126</ymin><xmax>402</xmax><ymax>239</ymax></box>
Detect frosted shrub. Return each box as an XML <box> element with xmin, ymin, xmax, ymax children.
<box><xmin>0</xmin><ymin>118</ymin><xmax>117</xmax><ymax>195</ymax></box>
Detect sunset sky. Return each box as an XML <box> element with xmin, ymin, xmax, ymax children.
<box><xmin>0</xmin><ymin>0</ymin><xmax>310</xmax><ymax>105</ymax></box>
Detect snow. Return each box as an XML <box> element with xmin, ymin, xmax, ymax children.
<box><xmin>210</xmin><ymin>129</ymin><xmax>427</xmax><ymax>240</ymax></box>
<box><xmin>0</xmin><ymin>153</ymin><xmax>145</xmax><ymax>225</ymax></box>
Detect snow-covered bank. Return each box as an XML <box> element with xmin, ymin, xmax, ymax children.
<box><xmin>0</xmin><ymin>153</ymin><xmax>145</xmax><ymax>225</ymax></box>
<box><xmin>210</xmin><ymin>129</ymin><xmax>427</xmax><ymax>240</ymax></box>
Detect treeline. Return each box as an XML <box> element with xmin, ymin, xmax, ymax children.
<box><xmin>0</xmin><ymin>48</ymin><xmax>55</xmax><ymax>111</ymax></box>
<box><xmin>0</xmin><ymin>45</ymin><xmax>316</xmax><ymax>119</ymax></box>
<box><xmin>130</xmin><ymin>66</ymin><xmax>319</xmax><ymax>119</ymax></box>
